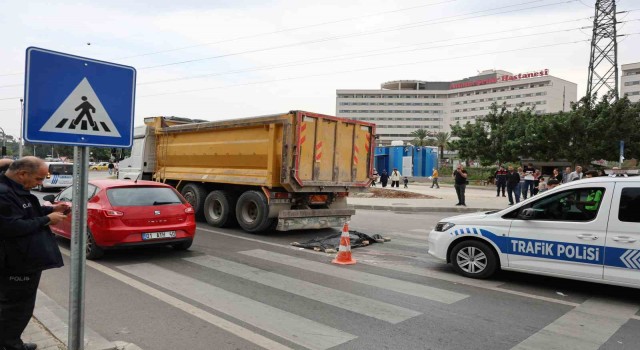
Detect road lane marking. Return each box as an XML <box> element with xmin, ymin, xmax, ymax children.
<box><xmin>239</xmin><ymin>249</ymin><xmax>468</xmax><ymax>304</ymax></box>
<box><xmin>197</xmin><ymin>227</ymin><xmax>589</xmax><ymax>306</ymax></box>
<box><xmin>118</xmin><ymin>263</ymin><xmax>357</xmax><ymax>350</ymax></box>
<box><xmin>185</xmin><ymin>255</ymin><xmax>421</xmax><ymax>324</ymax></box>
<box><xmin>511</xmin><ymin>298</ymin><xmax>639</xmax><ymax>350</ymax></box>
<box><xmin>386</xmin><ymin>231</ymin><xmax>430</xmax><ymax>240</ymax></box>
<box><xmin>59</xmin><ymin>248</ymin><xmax>293</xmax><ymax>350</ymax></box>
<box><xmin>409</xmin><ymin>229</ymin><xmax>431</xmax><ymax>234</ymax></box>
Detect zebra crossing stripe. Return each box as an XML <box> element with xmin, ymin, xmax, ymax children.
<box><xmin>240</xmin><ymin>249</ymin><xmax>468</xmax><ymax>304</ymax></box>
<box><xmin>511</xmin><ymin>298</ymin><xmax>639</xmax><ymax>350</ymax></box>
<box><xmin>57</xmin><ymin>248</ymin><xmax>293</xmax><ymax>350</ymax></box>
<box><xmin>118</xmin><ymin>263</ymin><xmax>357</xmax><ymax>350</ymax></box>
<box><xmin>185</xmin><ymin>255</ymin><xmax>421</xmax><ymax>324</ymax></box>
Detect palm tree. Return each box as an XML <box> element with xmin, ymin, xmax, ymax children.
<box><xmin>410</xmin><ymin>129</ymin><xmax>429</xmax><ymax>146</ymax></box>
<box><xmin>434</xmin><ymin>132</ymin><xmax>450</xmax><ymax>165</ymax></box>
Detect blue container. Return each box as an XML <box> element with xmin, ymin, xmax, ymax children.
<box><xmin>375</xmin><ymin>145</ymin><xmax>439</xmax><ymax>177</ymax></box>
<box><xmin>374</xmin><ymin>147</ymin><xmax>389</xmax><ymax>175</ymax></box>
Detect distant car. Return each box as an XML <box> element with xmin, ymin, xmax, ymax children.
<box><xmin>36</xmin><ymin>162</ymin><xmax>74</xmax><ymax>191</ymax></box>
<box><xmin>90</xmin><ymin>162</ymin><xmax>110</xmax><ymax>171</ymax></box>
<box><xmin>44</xmin><ymin>180</ymin><xmax>196</xmax><ymax>259</ymax></box>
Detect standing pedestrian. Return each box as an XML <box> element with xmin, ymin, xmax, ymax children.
<box><xmin>522</xmin><ymin>163</ymin><xmax>536</xmax><ymax>199</ymax></box>
<box><xmin>532</xmin><ymin>170</ymin><xmax>542</xmax><ymax>196</ymax></box>
<box><xmin>517</xmin><ymin>167</ymin><xmax>526</xmax><ymax>201</ymax></box>
<box><xmin>452</xmin><ymin>164</ymin><xmax>468</xmax><ymax>206</ymax></box>
<box><xmin>380</xmin><ymin>170</ymin><xmax>389</xmax><ymax>188</ymax></box>
<box><xmin>403</xmin><ymin>176</ymin><xmax>409</xmax><ymax>188</ymax></box>
<box><xmin>0</xmin><ymin>157</ymin><xmax>69</xmax><ymax>350</ymax></box>
<box><xmin>561</xmin><ymin>166</ymin><xmax>572</xmax><ymax>184</ymax></box>
<box><xmin>506</xmin><ymin>166</ymin><xmax>520</xmax><ymax>205</ymax></box>
<box><xmin>430</xmin><ymin>168</ymin><xmax>439</xmax><ymax>188</ymax></box>
<box><xmin>390</xmin><ymin>168</ymin><xmax>401</xmax><ymax>188</ymax></box>
<box><xmin>494</xmin><ymin>165</ymin><xmax>507</xmax><ymax>197</ymax></box>
<box><xmin>551</xmin><ymin>168</ymin><xmax>562</xmax><ymax>182</ymax></box>
<box><xmin>567</xmin><ymin>166</ymin><xmax>583</xmax><ymax>182</ymax></box>
<box><xmin>371</xmin><ymin>169</ymin><xmax>378</xmax><ymax>187</ymax></box>
<box><xmin>107</xmin><ymin>161</ymin><xmax>115</xmax><ymax>175</ymax></box>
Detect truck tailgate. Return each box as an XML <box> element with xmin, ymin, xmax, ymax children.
<box><xmin>293</xmin><ymin>111</ymin><xmax>374</xmax><ymax>188</ymax></box>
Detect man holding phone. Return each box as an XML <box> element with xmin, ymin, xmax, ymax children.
<box><xmin>0</xmin><ymin>157</ymin><xmax>69</xmax><ymax>350</ymax></box>
<box><xmin>452</xmin><ymin>164</ymin><xmax>468</xmax><ymax>206</ymax></box>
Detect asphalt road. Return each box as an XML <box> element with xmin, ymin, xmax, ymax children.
<box><xmin>31</xmin><ymin>175</ymin><xmax>640</xmax><ymax>350</ymax></box>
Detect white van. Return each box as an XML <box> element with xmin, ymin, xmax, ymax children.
<box><xmin>117</xmin><ymin>125</ymin><xmax>156</xmax><ymax>181</ymax></box>
<box><xmin>37</xmin><ymin>162</ymin><xmax>74</xmax><ymax>191</ymax></box>
<box><xmin>428</xmin><ymin>176</ymin><xmax>640</xmax><ymax>288</ymax></box>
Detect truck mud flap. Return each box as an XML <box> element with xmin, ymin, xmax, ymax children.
<box><xmin>276</xmin><ymin>209</ymin><xmax>355</xmax><ymax>231</ymax></box>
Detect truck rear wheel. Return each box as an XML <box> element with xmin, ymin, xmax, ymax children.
<box><xmin>204</xmin><ymin>190</ymin><xmax>237</xmax><ymax>228</ymax></box>
<box><xmin>181</xmin><ymin>183</ymin><xmax>207</xmax><ymax>219</ymax></box>
<box><xmin>236</xmin><ymin>190</ymin><xmax>274</xmax><ymax>233</ymax></box>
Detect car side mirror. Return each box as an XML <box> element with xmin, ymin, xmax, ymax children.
<box><xmin>43</xmin><ymin>194</ymin><xmax>56</xmax><ymax>202</ymax></box>
<box><xmin>518</xmin><ymin>208</ymin><xmax>535</xmax><ymax>220</ymax></box>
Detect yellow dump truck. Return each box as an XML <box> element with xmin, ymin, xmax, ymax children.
<box><xmin>120</xmin><ymin>111</ymin><xmax>375</xmax><ymax>232</ymax></box>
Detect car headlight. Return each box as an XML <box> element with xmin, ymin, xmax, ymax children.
<box><xmin>434</xmin><ymin>222</ymin><xmax>455</xmax><ymax>232</ymax></box>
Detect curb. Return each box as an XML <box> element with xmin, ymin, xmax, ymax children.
<box><xmin>351</xmin><ymin>204</ymin><xmax>500</xmax><ymax>213</ymax></box>
<box><xmin>34</xmin><ymin>290</ymin><xmax>143</xmax><ymax>350</ymax></box>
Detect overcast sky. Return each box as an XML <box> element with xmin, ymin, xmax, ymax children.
<box><xmin>1</xmin><ymin>0</ymin><xmax>638</xmax><ymax>138</ymax></box>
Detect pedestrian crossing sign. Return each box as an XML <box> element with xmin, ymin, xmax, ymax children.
<box><xmin>24</xmin><ymin>47</ymin><xmax>136</xmax><ymax>147</ymax></box>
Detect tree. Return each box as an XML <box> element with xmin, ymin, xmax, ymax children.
<box><xmin>410</xmin><ymin>129</ymin><xmax>429</xmax><ymax>146</ymax></box>
<box><xmin>434</xmin><ymin>132</ymin><xmax>450</xmax><ymax>164</ymax></box>
<box><xmin>449</xmin><ymin>96</ymin><xmax>640</xmax><ymax>166</ymax></box>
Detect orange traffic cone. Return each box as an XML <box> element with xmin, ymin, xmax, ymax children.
<box><xmin>332</xmin><ymin>222</ymin><xmax>356</xmax><ymax>265</ymax></box>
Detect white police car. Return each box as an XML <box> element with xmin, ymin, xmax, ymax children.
<box><xmin>428</xmin><ymin>176</ymin><xmax>640</xmax><ymax>288</ymax></box>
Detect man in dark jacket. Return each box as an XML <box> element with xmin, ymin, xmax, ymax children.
<box><xmin>0</xmin><ymin>157</ymin><xmax>68</xmax><ymax>350</ymax></box>
<box><xmin>506</xmin><ymin>166</ymin><xmax>521</xmax><ymax>205</ymax></box>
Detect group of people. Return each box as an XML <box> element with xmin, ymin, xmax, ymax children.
<box><xmin>371</xmin><ymin>168</ymin><xmax>408</xmax><ymax>188</ymax></box>
<box><xmin>496</xmin><ymin>163</ymin><xmax>603</xmax><ymax>205</ymax></box>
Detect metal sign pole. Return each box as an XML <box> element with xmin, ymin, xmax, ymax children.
<box><xmin>69</xmin><ymin>146</ymin><xmax>89</xmax><ymax>350</ymax></box>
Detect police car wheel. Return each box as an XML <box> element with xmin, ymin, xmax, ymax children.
<box><xmin>450</xmin><ymin>240</ymin><xmax>497</xmax><ymax>279</ymax></box>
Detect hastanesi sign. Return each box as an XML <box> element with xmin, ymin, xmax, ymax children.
<box><xmin>450</xmin><ymin>69</ymin><xmax>549</xmax><ymax>89</ymax></box>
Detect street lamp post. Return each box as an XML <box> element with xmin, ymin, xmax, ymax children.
<box><xmin>19</xmin><ymin>98</ymin><xmax>24</xmax><ymax>158</ymax></box>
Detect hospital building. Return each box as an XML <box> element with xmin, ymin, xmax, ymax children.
<box><xmin>336</xmin><ymin>69</ymin><xmax>577</xmax><ymax>145</ymax></box>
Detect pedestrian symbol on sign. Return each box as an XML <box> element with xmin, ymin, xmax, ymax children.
<box><xmin>39</xmin><ymin>77</ymin><xmax>121</xmax><ymax>137</ymax></box>
<box><xmin>71</xmin><ymin>96</ymin><xmax>97</xmax><ymax>131</ymax></box>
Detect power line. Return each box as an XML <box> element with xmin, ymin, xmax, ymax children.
<box><xmin>116</xmin><ymin>0</ymin><xmax>459</xmax><ymax>60</ymax></box>
<box><xmin>137</xmin><ymin>25</ymin><xmax>591</xmax><ymax>86</ymax></box>
<box><xmin>139</xmin><ymin>39</ymin><xmax>595</xmax><ymax>99</ymax></box>
<box><xmin>140</xmin><ymin>0</ymin><xmax>575</xmax><ymax>70</ymax></box>
<box><xmin>0</xmin><ymin>1</ymin><xmax>470</xmax><ymax>77</ymax></box>
<box><xmin>0</xmin><ymin>2</ymin><xmax>590</xmax><ymax>90</ymax></box>
<box><xmin>0</xmin><ymin>17</ymin><xmax>593</xmax><ymax>90</ymax></box>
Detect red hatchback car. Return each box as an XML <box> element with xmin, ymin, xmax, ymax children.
<box><xmin>44</xmin><ymin>180</ymin><xmax>196</xmax><ymax>259</ymax></box>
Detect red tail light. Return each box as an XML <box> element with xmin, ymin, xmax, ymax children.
<box><xmin>309</xmin><ymin>194</ymin><xmax>328</xmax><ymax>204</ymax></box>
<box><xmin>335</xmin><ymin>192</ymin><xmax>349</xmax><ymax>197</ymax></box>
<box><xmin>185</xmin><ymin>207</ymin><xmax>195</xmax><ymax>214</ymax></box>
<box><xmin>272</xmin><ymin>192</ymin><xmax>292</xmax><ymax>199</ymax></box>
<box><xmin>103</xmin><ymin>210</ymin><xmax>124</xmax><ymax>217</ymax></box>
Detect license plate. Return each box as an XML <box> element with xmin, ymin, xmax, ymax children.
<box><xmin>141</xmin><ymin>231</ymin><xmax>177</xmax><ymax>240</ymax></box>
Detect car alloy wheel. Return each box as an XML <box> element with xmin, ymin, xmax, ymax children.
<box><xmin>456</xmin><ymin>246</ymin><xmax>487</xmax><ymax>274</ymax></box>
<box><xmin>450</xmin><ymin>240</ymin><xmax>497</xmax><ymax>279</ymax></box>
